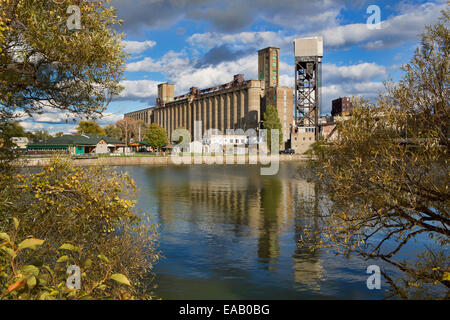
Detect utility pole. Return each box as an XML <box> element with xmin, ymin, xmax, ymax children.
<box><xmin>125</xmin><ymin>118</ymin><xmax>128</xmax><ymax>145</ymax></box>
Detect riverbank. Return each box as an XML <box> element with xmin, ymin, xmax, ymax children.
<box><xmin>14</xmin><ymin>154</ymin><xmax>312</xmax><ymax>167</ymax></box>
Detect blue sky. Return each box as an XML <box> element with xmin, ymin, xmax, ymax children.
<box><xmin>19</xmin><ymin>0</ymin><xmax>448</xmax><ymax>133</ymax></box>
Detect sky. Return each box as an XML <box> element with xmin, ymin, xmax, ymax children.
<box><xmin>18</xmin><ymin>0</ymin><xmax>448</xmax><ymax>134</ymax></box>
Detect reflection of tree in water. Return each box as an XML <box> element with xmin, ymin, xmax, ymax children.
<box><xmin>292</xmin><ymin>182</ymin><xmax>325</xmax><ymax>291</ymax></box>
<box><xmin>257</xmin><ymin>178</ymin><xmax>282</xmax><ymax>262</ymax></box>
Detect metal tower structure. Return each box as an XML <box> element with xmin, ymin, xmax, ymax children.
<box><xmin>294</xmin><ymin>37</ymin><xmax>323</xmax><ymax>140</ymax></box>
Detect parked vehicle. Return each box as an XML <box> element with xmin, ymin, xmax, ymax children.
<box><xmin>280</xmin><ymin>149</ymin><xmax>295</xmax><ymax>154</ymax></box>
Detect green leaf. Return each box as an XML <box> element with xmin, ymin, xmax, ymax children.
<box><xmin>18</xmin><ymin>238</ymin><xmax>44</xmax><ymax>250</ymax></box>
<box><xmin>56</xmin><ymin>255</ymin><xmax>70</xmax><ymax>263</ymax></box>
<box><xmin>110</xmin><ymin>273</ymin><xmax>131</xmax><ymax>286</ymax></box>
<box><xmin>97</xmin><ymin>254</ymin><xmax>110</xmax><ymax>263</ymax></box>
<box><xmin>13</xmin><ymin>218</ymin><xmax>19</xmax><ymax>230</ymax></box>
<box><xmin>84</xmin><ymin>258</ymin><xmax>93</xmax><ymax>269</ymax></box>
<box><xmin>21</xmin><ymin>265</ymin><xmax>40</xmax><ymax>277</ymax></box>
<box><xmin>443</xmin><ymin>272</ymin><xmax>450</xmax><ymax>281</ymax></box>
<box><xmin>1</xmin><ymin>246</ymin><xmax>16</xmax><ymax>258</ymax></box>
<box><xmin>39</xmin><ymin>292</ymin><xmax>56</xmax><ymax>300</ymax></box>
<box><xmin>58</xmin><ymin>244</ymin><xmax>79</xmax><ymax>252</ymax></box>
<box><xmin>95</xmin><ymin>284</ymin><xmax>107</xmax><ymax>291</ymax></box>
<box><xmin>0</xmin><ymin>232</ymin><xmax>10</xmax><ymax>242</ymax></box>
<box><xmin>27</xmin><ymin>276</ymin><xmax>37</xmax><ymax>290</ymax></box>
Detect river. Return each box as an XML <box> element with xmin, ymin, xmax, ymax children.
<box><xmin>121</xmin><ymin>163</ymin><xmax>387</xmax><ymax>299</ymax></box>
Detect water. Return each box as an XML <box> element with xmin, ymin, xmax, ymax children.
<box><xmin>122</xmin><ymin>163</ymin><xmax>388</xmax><ymax>299</ymax></box>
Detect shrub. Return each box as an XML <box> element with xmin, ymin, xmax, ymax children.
<box><xmin>0</xmin><ymin>157</ymin><xmax>159</xmax><ymax>300</ymax></box>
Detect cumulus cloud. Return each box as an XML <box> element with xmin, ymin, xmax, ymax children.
<box><xmin>194</xmin><ymin>44</ymin><xmax>256</xmax><ymax>68</ymax></box>
<box><xmin>187</xmin><ymin>2</ymin><xmax>446</xmax><ymax>52</ymax></box>
<box><xmin>323</xmin><ymin>63</ymin><xmax>387</xmax><ymax>83</ymax></box>
<box><xmin>15</xmin><ymin>103</ymin><xmax>124</xmax><ymax>135</ymax></box>
<box><xmin>188</xmin><ymin>31</ymin><xmax>292</xmax><ymax>51</ymax></box>
<box><xmin>111</xmin><ymin>0</ymin><xmax>350</xmax><ymax>33</ymax></box>
<box><xmin>18</xmin><ymin>121</ymin><xmax>45</xmax><ymax>131</ymax></box>
<box><xmin>321</xmin><ymin>82</ymin><xmax>385</xmax><ymax>114</ymax></box>
<box><xmin>278</xmin><ymin>62</ymin><xmax>388</xmax><ymax>113</ymax></box>
<box><xmin>123</xmin><ymin>40</ymin><xmax>157</xmax><ymax>54</ymax></box>
<box><xmin>118</xmin><ymin>80</ymin><xmax>160</xmax><ymax>103</ymax></box>
<box><xmin>127</xmin><ymin>51</ymin><xmax>189</xmax><ymax>73</ymax></box>
<box><xmin>320</xmin><ymin>2</ymin><xmax>446</xmax><ymax>49</ymax></box>
<box><xmin>126</xmin><ymin>50</ymin><xmax>258</xmax><ymax>95</ymax></box>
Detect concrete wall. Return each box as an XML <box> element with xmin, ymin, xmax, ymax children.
<box><xmin>15</xmin><ymin>154</ymin><xmax>311</xmax><ymax>167</ymax></box>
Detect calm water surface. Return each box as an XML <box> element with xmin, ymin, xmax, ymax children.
<box><xmin>122</xmin><ymin>163</ymin><xmax>387</xmax><ymax>299</ymax></box>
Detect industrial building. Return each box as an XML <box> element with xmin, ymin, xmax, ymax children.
<box><xmin>125</xmin><ymin>47</ymin><xmax>294</xmax><ymax>150</ymax></box>
<box><xmin>331</xmin><ymin>97</ymin><xmax>352</xmax><ymax>116</ymax></box>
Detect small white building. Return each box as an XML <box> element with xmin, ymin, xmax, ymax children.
<box><xmin>12</xmin><ymin>137</ymin><xmax>29</xmax><ymax>149</ymax></box>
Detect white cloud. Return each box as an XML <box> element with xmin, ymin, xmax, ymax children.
<box><xmin>126</xmin><ymin>51</ymin><xmax>189</xmax><ymax>73</ymax></box>
<box><xmin>16</xmin><ymin>103</ymin><xmax>124</xmax><ymax>134</ymax></box>
<box><xmin>320</xmin><ymin>2</ymin><xmax>446</xmax><ymax>49</ymax></box>
<box><xmin>171</xmin><ymin>55</ymin><xmax>257</xmax><ymax>94</ymax></box>
<box><xmin>321</xmin><ymin>81</ymin><xmax>385</xmax><ymax>114</ymax></box>
<box><xmin>18</xmin><ymin>121</ymin><xmax>45</xmax><ymax>131</ymax></box>
<box><xmin>119</xmin><ymin>80</ymin><xmax>160</xmax><ymax>100</ymax></box>
<box><xmin>186</xmin><ymin>2</ymin><xmax>446</xmax><ymax>51</ymax></box>
<box><xmin>323</xmin><ymin>62</ymin><xmax>387</xmax><ymax>83</ymax></box>
<box><xmin>123</xmin><ymin>40</ymin><xmax>157</xmax><ymax>54</ymax></box>
<box><xmin>188</xmin><ymin>31</ymin><xmax>291</xmax><ymax>50</ymax></box>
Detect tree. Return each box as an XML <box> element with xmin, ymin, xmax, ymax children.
<box><xmin>30</xmin><ymin>130</ymin><xmax>53</xmax><ymax>142</ymax></box>
<box><xmin>263</xmin><ymin>105</ymin><xmax>283</xmax><ymax>151</ymax></box>
<box><xmin>1</xmin><ymin>121</ymin><xmax>27</xmax><ymax>138</ymax></box>
<box><xmin>0</xmin><ymin>121</ymin><xmax>29</xmax><ymax>165</ymax></box>
<box><xmin>0</xmin><ymin>0</ymin><xmax>125</xmax><ymax>119</ymax></box>
<box><xmin>116</xmin><ymin>118</ymin><xmax>148</xmax><ymax>143</ymax></box>
<box><xmin>76</xmin><ymin>120</ymin><xmax>105</xmax><ymax>136</ymax></box>
<box><xmin>144</xmin><ymin>124</ymin><xmax>168</xmax><ymax>152</ymax></box>
<box><xmin>301</xmin><ymin>11</ymin><xmax>449</xmax><ymax>299</ymax></box>
<box><xmin>104</xmin><ymin>124</ymin><xmax>123</xmax><ymax>140</ymax></box>
<box><xmin>0</xmin><ymin>0</ymin><xmax>125</xmax><ymax>169</ymax></box>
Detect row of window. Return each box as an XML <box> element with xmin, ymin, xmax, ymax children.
<box><xmin>294</xmin><ymin>137</ymin><xmax>313</xmax><ymax>141</ymax></box>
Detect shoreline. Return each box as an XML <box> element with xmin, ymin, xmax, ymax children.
<box><xmin>13</xmin><ymin>154</ymin><xmax>311</xmax><ymax>167</ymax></box>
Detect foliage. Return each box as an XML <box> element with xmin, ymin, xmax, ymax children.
<box><xmin>116</xmin><ymin>118</ymin><xmax>148</xmax><ymax>143</ymax></box>
<box><xmin>76</xmin><ymin>120</ymin><xmax>105</xmax><ymax>136</ymax></box>
<box><xmin>144</xmin><ymin>124</ymin><xmax>168</xmax><ymax>151</ymax></box>
<box><xmin>0</xmin><ymin>121</ymin><xmax>27</xmax><ymax>138</ymax></box>
<box><xmin>0</xmin><ymin>121</ymin><xmax>26</xmax><ymax>171</ymax></box>
<box><xmin>0</xmin><ymin>0</ymin><xmax>126</xmax><ymax>118</ymax></box>
<box><xmin>29</xmin><ymin>130</ymin><xmax>53</xmax><ymax>142</ymax></box>
<box><xmin>103</xmin><ymin>124</ymin><xmax>123</xmax><ymax>140</ymax></box>
<box><xmin>0</xmin><ymin>157</ymin><xmax>159</xmax><ymax>300</ymax></box>
<box><xmin>300</xmin><ymin>11</ymin><xmax>449</xmax><ymax>299</ymax></box>
<box><xmin>263</xmin><ymin>105</ymin><xmax>283</xmax><ymax>150</ymax></box>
